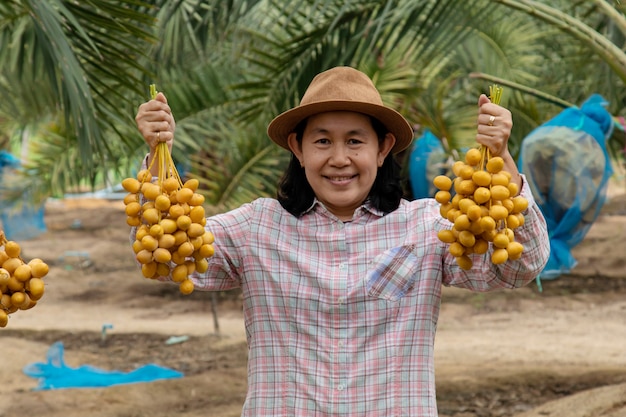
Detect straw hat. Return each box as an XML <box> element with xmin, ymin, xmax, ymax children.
<box><xmin>267</xmin><ymin>66</ymin><xmax>414</xmax><ymax>154</ymax></box>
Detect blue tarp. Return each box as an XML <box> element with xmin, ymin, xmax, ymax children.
<box><xmin>0</xmin><ymin>150</ymin><xmax>20</xmax><ymax>169</ymax></box>
<box><xmin>0</xmin><ymin>151</ymin><xmax>47</xmax><ymax>240</ymax></box>
<box><xmin>408</xmin><ymin>129</ymin><xmax>447</xmax><ymax>199</ymax></box>
<box><xmin>23</xmin><ymin>342</ymin><xmax>184</xmax><ymax>390</ymax></box>
<box><xmin>518</xmin><ymin>94</ymin><xmax>614</xmax><ymax>279</ymax></box>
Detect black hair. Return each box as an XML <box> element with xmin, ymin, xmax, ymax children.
<box><xmin>276</xmin><ymin>115</ymin><xmax>404</xmax><ymax>217</ymax></box>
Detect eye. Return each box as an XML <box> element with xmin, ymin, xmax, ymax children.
<box><xmin>314</xmin><ymin>137</ymin><xmax>331</xmax><ymax>145</ymax></box>
<box><xmin>347</xmin><ymin>137</ymin><xmax>364</xmax><ymax>145</ymax></box>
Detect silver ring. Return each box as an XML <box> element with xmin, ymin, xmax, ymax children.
<box><xmin>488</xmin><ymin>115</ymin><xmax>496</xmax><ymax>126</ymax></box>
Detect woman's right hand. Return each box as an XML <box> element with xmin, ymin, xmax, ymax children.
<box><xmin>135</xmin><ymin>92</ymin><xmax>176</xmax><ymax>175</ymax></box>
<box><xmin>135</xmin><ymin>91</ymin><xmax>175</xmax><ymax>150</ymax></box>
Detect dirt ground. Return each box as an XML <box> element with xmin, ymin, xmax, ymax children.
<box><xmin>1</xmin><ymin>179</ymin><xmax>625</xmax><ymax>417</ymax></box>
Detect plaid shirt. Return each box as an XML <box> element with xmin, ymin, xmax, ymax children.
<box><xmin>147</xmin><ymin>178</ymin><xmax>549</xmax><ymax>417</ymax></box>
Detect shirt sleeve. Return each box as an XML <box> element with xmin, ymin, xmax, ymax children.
<box><xmin>442</xmin><ymin>174</ymin><xmax>550</xmax><ymax>291</ymax></box>
<box><xmin>190</xmin><ymin>204</ymin><xmax>255</xmax><ymax>291</ymax></box>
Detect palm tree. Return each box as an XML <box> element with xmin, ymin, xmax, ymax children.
<box><xmin>1</xmin><ymin>0</ymin><xmax>624</xmax><ymax>208</ymax></box>
<box><xmin>490</xmin><ymin>0</ymin><xmax>626</xmax><ymax>159</ymax></box>
<box><xmin>146</xmin><ymin>0</ymin><xmax>625</xmax><ymax>210</ymax></box>
<box><xmin>0</xmin><ymin>0</ymin><xmax>158</xmax><ymax>202</ymax></box>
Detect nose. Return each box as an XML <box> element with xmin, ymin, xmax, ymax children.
<box><xmin>329</xmin><ymin>145</ymin><xmax>351</xmax><ymax>167</ymax></box>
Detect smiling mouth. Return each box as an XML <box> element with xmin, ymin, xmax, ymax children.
<box><xmin>325</xmin><ymin>175</ymin><xmax>357</xmax><ymax>184</ymax></box>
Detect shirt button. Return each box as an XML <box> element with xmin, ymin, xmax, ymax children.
<box><xmin>337</xmin><ymin>297</ymin><xmax>346</xmax><ymax>304</ymax></box>
<box><xmin>337</xmin><ymin>384</ymin><xmax>345</xmax><ymax>391</ymax></box>
<box><xmin>338</xmin><ymin>341</ymin><xmax>345</xmax><ymax>348</ymax></box>
<box><xmin>338</xmin><ymin>263</ymin><xmax>346</xmax><ymax>270</ymax></box>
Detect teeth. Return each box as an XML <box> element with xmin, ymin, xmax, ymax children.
<box><xmin>329</xmin><ymin>177</ymin><xmax>352</xmax><ymax>181</ymax></box>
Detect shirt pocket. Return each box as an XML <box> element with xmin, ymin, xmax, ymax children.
<box><xmin>365</xmin><ymin>245</ymin><xmax>418</xmax><ymax>302</ymax></box>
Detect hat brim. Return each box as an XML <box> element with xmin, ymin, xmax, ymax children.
<box><xmin>267</xmin><ymin>100</ymin><xmax>414</xmax><ymax>154</ymax></box>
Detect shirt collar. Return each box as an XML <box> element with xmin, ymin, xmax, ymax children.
<box><xmin>303</xmin><ymin>198</ymin><xmax>385</xmax><ymax>221</ymax></box>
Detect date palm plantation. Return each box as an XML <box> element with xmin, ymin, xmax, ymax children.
<box><xmin>0</xmin><ymin>0</ymin><xmax>624</xmax><ymax>208</ymax></box>
<box><xmin>1</xmin><ymin>2</ymin><xmax>625</xmax><ymax>417</ymax></box>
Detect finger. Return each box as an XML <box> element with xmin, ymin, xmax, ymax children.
<box><xmin>154</xmin><ymin>92</ymin><xmax>168</xmax><ymax>104</ymax></box>
<box><xmin>478</xmin><ymin>109</ymin><xmax>512</xmax><ymax>128</ymax></box>
<box><xmin>477</xmin><ymin>93</ymin><xmax>490</xmax><ymax>107</ymax></box>
<box><xmin>148</xmin><ymin>121</ymin><xmax>171</xmax><ymax>133</ymax></box>
<box><xmin>138</xmin><ymin>120</ymin><xmax>168</xmax><ymax>135</ymax></box>
<box><xmin>476</xmin><ymin>134</ymin><xmax>504</xmax><ymax>155</ymax></box>
<box><xmin>478</xmin><ymin>103</ymin><xmax>501</xmax><ymax>118</ymax></box>
<box><xmin>137</xmin><ymin>109</ymin><xmax>173</xmax><ymax>127</ymax></box>
<box><xmin>147</xmin><ymin>131</ymin><xmax>170</xmax><ymax>150</ymax></box>
<box><xmin>138</xmin><ymin>97</ymin><xmax>172</xmax><ymax>117</ymax></box>
<box><xmin>478</xmin><ymin>114</ymin><xmax>497</xmax><ymax>127</ymax></box>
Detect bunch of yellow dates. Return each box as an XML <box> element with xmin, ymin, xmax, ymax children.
<box><xmin>123</xmin><ymin>84</ymin><xmax>215</xmax><ymax>294</ymax></box>
<box><xmin>433</xmin><ymin>147</ymin><xmax>528</xmax><ymax>270</ymax></box>
<box><xmin>0</xmin><ymin>235</ymin><xmax>49</xmax><ymax>327</ymax></box>
<box><xmin>122</xmin><ymin>158</ymin><xmax>215</xmax><ymax>295</ymax></box>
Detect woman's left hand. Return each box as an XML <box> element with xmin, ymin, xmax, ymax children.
<box><xmin>476</xmin><ymin>94</ymin><xmax>513</xmax><ymax>157</ymax></box>
<box><xmin>475</xmin><ymin>94</ymin><xmax>522</xmax><ymax>193</ymax></box>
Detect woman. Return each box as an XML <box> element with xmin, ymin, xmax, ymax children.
<box><xmin>134</xmin><ymin>66</ymin><xmax>550</xmax><ymax>416</ymax></box>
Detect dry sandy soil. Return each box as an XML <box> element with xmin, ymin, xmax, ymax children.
<box><xmin>1</xmin><ymin>180</ymin><xmax>625</xmax><ymax>417</ymax></box>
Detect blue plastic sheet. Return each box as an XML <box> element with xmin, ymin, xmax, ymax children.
<box><xmin>1</xmin><ymin>204</ymin><xmax>47</xmax><ymax>241</ymax></box>
<box><xmin>518</xmin><ymin>94</ymin><xmax>614</xmax><ymax>279</ymax></box>
<box><xmin>0</xmin><ymin>151</ymin><xmax>47</xmax><ymax>240</ymax></box>
<box><xmin>0</xmin><ymin>151</ymin><xmax>20</xmax><ymax>169</ymax></box>
<box><xmin>408</xmin><ymin>129</ymin><xmax>447</xmax><ymax>199</ymax></box>
<box><xmin>23</xmin><ymin>342</ymin><xmax>184</xmax><ymax>390</ymax></box>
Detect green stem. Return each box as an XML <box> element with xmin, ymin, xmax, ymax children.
<box><xmin>469</xmin><ymin>72</ymin><xmax>575</xmax><ymax>108</ymax></box>
<box><xmin>592</xmin><ymin>0</ymin><xmax>626</xmax><ymax>38</ymax></box>
<box><xmin>491</xmin><ymin>0</ymin><xmax>626</xmax><ymax>83</ymax></box>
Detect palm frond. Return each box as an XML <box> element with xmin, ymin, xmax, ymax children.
<box><xmin>190</xmin><ymin>118</ymin><xmax>290</xmax><ymax>213</ymax></box>
<box><xmin>0</xmin><ymin>0</ymin><xmax>156</xmax><ymax>197</ymax></box>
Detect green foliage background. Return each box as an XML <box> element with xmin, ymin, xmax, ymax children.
<box><xmin>0</xmin><ymin>0</ymin><xmax>624</xmax><ymax>209</ymax></box>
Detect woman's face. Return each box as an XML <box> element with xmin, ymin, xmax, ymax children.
<box><xmin>288</xmin><ymin>111</ymin><xmax>395</xmax><ymax>221</ymax></box>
